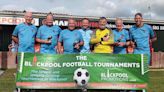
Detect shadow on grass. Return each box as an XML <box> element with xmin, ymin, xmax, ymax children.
<box><xmin>0</xmin><ymin>69</ymin><xmax>164</xmax><ymax>92</ymax></box>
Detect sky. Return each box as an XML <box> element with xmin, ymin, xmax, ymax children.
<box><xmin>0</xmin><ymin>0</ymin><xmax>164</xmax><ymax>20</ymax></box>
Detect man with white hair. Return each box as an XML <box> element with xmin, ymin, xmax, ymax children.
<box><xmin>12</xmin><ymin>11</ymin><xmax>37</xmax><ymax>53</ymax></box>
<box><xmin>113</xmin><ymin>18</ymin><xmax>130</xmax><ymax>54</ymax></box>
<box><xmin>58</xmin><ymin>18</ymin><xmax>84</xmax><ymax>54</ymax></box>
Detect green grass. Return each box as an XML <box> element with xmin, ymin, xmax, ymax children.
<box><xmin>0</xmin><ymin>69</ymin><xmax>16</xmax><ymax>92</ymax></box>
<box><xmin>148</xmin><ymin>70</ymin><xmax>164</xmax><ymax>92</ymax></box>
<box><xmin>0</xmin><ymin>69</ymin><xmax>164</xmax><ymax>92</ymax></box>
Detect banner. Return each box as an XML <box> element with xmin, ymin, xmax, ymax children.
<box><xmin>16</xmin><ymin>53</ymin><xmax>148</xmax><ymax>90</ymax></box>
<box><xmin>39</xmin><ymin>18</ymin><xmax>99</xmax><ymax>28</ymax></box>
<box><xmin>0</xmin><ymin>17</ymin><xmax>39</xmax><ymax>26</ymax></box>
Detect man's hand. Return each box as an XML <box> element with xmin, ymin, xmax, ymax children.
<box><xmin>118</xmin><ymin>42</ymin><xmax>125</xmax><ymax>47</ymax></box>
<box><xmin>8</xmin><ymin>44</ymin><xmax>14</xmax><ymax>51</ymax></box>
<box><xmin>114</xmin><ymin>42</ymin><xmax>119</xmax><ymax>46</ymax></box>
<box><xmin>102</xmin><ymin>35</ymin><xmax>109</xmax><ymax>41</ymax></box>
<box><xmin>44</xmin><ymin>40</ymin><xmax>51</xmax><ymax>44</ymax></box>
<box><xmin>36</xmin><ymin>38</ymin><xmax>51</xmax><ymax>44</ymax></box>
<box><xmin>130</xmin><ymin>41</ymin><xmax>135</xmax><ymax>48</ymax></box>
<box><xmin>57</xmin><ymin>42</ymin><xmax>64</xmax><ymax>54</ymax></box>
<box><xmin>74</xmin><ymin>43</ymin><xmax>80</xmax><ymax>49</ymax></box>
<box><xmin>58</xmin><ymin>47</ymin><xmax>63</xmax><ymax>54</ymax></box>
<box><xmin>114</xmin><ymin>42</ymin><xmax>125</xmax><ymax>47</ymax></box>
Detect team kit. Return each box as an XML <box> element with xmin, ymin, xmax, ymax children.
<box><xmin>10</xmin><ymin>11</ymin><xmax>157</xmax><ymax>65</ymax></box>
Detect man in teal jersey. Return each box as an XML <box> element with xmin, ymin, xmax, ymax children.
<box><xmin>58</xmin><ymin>18</ymin><xmax>84</xmax><ymax>54</ymax></box>
<box><xmin>113</xmin><ymin>18</ymin><xmax>130</xmax><ymax>54</ymax></box>
<box><xmin>79</xmin><ymin>18</ymin><xmax>93</xmax><ymax>53</ymax></box>
<box><xmin>36</xmin><ymin>13</ymin><xmax>61</xmax><ymax>54</ymax></box>
<box><xmin>12</xmin><ymin>11</ymin><xmax>37</xmax><ymax>53</ymax></box>
<box><xmin>129</xmin><ymin>13</ymin><xmax>157</xmax><ymax>64</ymax></box>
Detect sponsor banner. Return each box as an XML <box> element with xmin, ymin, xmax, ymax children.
<box><xmin>0</xmin><ymin>17</ymin><xmax>39</xmax><ymax>26</ymax></box>
<box><xmin>16</xmin><ymin>53</ymin><xmax>148</xmax><ymax>90</ymax></box>
<box><xmin>39</xmin><ymin>18</ymin><xmax>99</xmax><ymax>28</ymax></box>
<box><xmin>39</xmin><ymin>18</ymin><xmax>164</xmax><ymax>30</ymax></box>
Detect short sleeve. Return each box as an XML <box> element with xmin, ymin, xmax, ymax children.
<box><xmin>125</xmin><ymin>30</ymin><xmax>130</xmax><ymax>41</ymax></box>
<box><xmin>12</xmin><ymin>25</ymin><xmax>19</xmax><ymax>37</ymax></box>
<box><xmin>148</xmin><ymin>25</ymin><xmax>156</xmax><ymax>39</ymax></box>
<box><xmin>58</xmin><ymin>30</ymin><xmax>64</xmax><ymax>42</ymax></box>
<box><xmin>36</xmin><ymin>27</ymin><xmax>42</xmax><ymax>39</ymax></box>
<box><xmin>79</xmin><ymin>31</ymin><xmax>84</xmax><ymax>42</ymax></box>
<box><xmin>57</xmin><ymin>26</ymin><xmax>62</xmax><ymax>35</ymax></box>
<box><xmin>129</xmin><ymin>28</ymin><xmax>133</xmax><ymax>40</ymax></box>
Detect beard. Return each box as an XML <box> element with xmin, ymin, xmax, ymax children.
<box><xmin>136</xmin><ymin>21</ymin><xmax>143</xmax><ymax>27</ymax></box>
<box><xmin>99</xmin><ymin>26</ymin><xmax>106</xmax><ymax>30</ymax></box>
<box><xmin>82</xmin><ymin>26</ymin><xmax>88</xmax><ymax>30</ymax></box>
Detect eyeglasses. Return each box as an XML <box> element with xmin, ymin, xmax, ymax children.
<box><xmin>116</xmin><ymin>25</ymin><xmax>122</xmax><ymax>27</ymax></box>
<box><xmin>25</xmin><ymin>16</ymin><xmax>33</xmax><ymax>19</ymax></box>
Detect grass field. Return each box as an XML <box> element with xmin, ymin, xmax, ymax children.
<box><xmin>0</xmin><ymin>69</ymin><xmax>16</xmax><ymax>92</ymax></box>
<box><xmin>0</xmin><ymin>69</ymin><xmax>164</xmax><ymax>92</ymax></box>
<box><xmin>148</xmin><ymin>70</ymin><xmax>164</xmax><ymax>92</ymax></box>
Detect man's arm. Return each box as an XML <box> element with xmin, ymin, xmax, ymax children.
<box><xmin>12</xmin><ymin>25</ymin><xmax>19</xmax><ymax>43</ymax></box>
<box><xmin>57</xmin><ymin>42</ymin><xmax>63</xmax><ymax>54</ymax></box>
<box><xmin>101</xmin><ymin>39</ymin><xmax>114</xmax><ymax>45</ymax></box>
<box><xmin>35</xmin><ymin>38</ymin><xmax>51</xmax><ymax>44</ymax></box>
<box><xmin>74</xmin><ymin>41</ymin><xmax>84</xmax><ymax>49</ymax></box>
<box><xmin>12</xmin><ymin>36</ymin><xmax>19</xmax><ymax>43</ymax></box>
<box><xmin>57</xmin><ymin>30</ymin><xmax>64</xmax><ymax>54</ymax></box>
<box><xmin>74</xmin><ymin>32</ymin><xmax>84</xmax><ymax>49</ymax></box>
<box><xmin>149</xmin><ymin>25</ymin><xmax>157</xmax><ymax>43</ymax></box>
<box><xmin>150</xmin><ymin>37</ymin><xmax>157</xmax><ymax>43</ymax></box>
<box><xmin>90</xmin><ymin>30</ymin><xmax>101</xmax><ymax>44</ymax></box>
<box><xmin>90</xmin><ymin>37</ymin><xmax>101</xmax><ymax>44</ymax></box>
<box><xmin>101</xmin><ymin>34</ymin><xmax>114</xmax><ymax>45</ymax></box>
<box><xmin>79</xmin><ymin>41</ymin><xmax>84</xmax><ymax>46</ymax></box>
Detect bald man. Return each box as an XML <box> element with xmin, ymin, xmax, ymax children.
<box><xmin>36</xmin><ymin>13</ymin><xmax>61</xmax><ymax>54</ymax></box>
<box><xmin>12</xmin><ymin>11</ymin><xmax>37</xmax><ymax>53</ymax></box>
<box><xmin>58</xmin><ymin>18</ymin><xmax>84</xmax><ymax>54</ymax></box>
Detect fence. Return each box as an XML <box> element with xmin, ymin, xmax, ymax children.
<box><xmin>151</xmin><ymin>52</ymin><xmax>164</xmax><ymax>68</ymax></box>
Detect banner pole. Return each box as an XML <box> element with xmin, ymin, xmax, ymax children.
<box><xmin>81</xmin><ymin>87</ymin><xmax>87</xmax><ymax>92</ymax></box>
